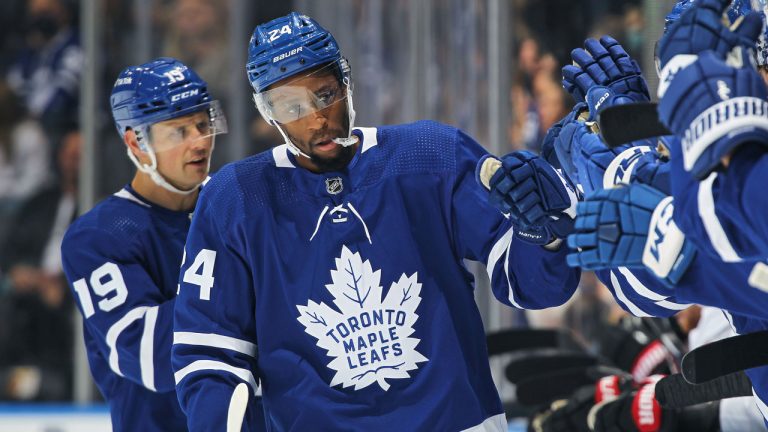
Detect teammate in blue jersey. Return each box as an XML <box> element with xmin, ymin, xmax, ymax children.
<box><xmin>654</xmin><ymin>0</ymin><xmax>768</xmax><ymax>262</ymax></box>
<box><xmin>172</xmin><ymin>12</ymin><xmax>580</xmax><ymax>432</ymax></box>
<box><xmin>542</xmin><ymin>12</ymin><xmax>768</xmax><ymax>428</ymax></box>
<box><xmin>61</xmin><ymin>58</ymin><xmax>231</xmax><ymax>431</ymax></box>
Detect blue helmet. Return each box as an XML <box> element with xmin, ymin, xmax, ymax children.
<box><xmin>246</xmin><ymin>12</ymin><xmax>344</xmax><ymax>94</ymax></box>
<box><xmin>110</xmin><ymin>57</ymin><xmax>212</xmax><ymax>144</ymax></box>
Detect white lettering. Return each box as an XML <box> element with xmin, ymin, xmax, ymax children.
<box><xmin>171</xmin><ymin>89</ymin><xmax>200</xmax><ymax>102</ymax></box>
<box><xmin>272</xmin><ymin>47</ymin><xmax>304</xmax><ymax>63</ymax></box>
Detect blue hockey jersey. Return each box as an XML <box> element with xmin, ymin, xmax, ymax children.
<box><xmin>668</xmin><ymin>143</ymin><xmax>768</xmax><ymax>263</ymax></box>
<box><xmin>61</xmin><ymin>185</ymin><xmax>191</xmax><ymax>432</ymax></box>
<box><xmin>172</xmin><ymin>121</ymin><xmax>580</xmax><ymax>431</ymax></box>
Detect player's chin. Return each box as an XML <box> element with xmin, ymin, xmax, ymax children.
<box><xmin>183</xmin><ymin>165</ymin><xmax>209</xmax><ymax>183</ymax></box>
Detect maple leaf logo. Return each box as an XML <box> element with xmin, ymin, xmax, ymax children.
<box><xmin>296</xmin><ymin>245</ymin><xmax>428</xmax><ymax>391</ymax></box>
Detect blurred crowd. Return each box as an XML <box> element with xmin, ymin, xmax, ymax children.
<box><xmin>0</xmin><ymin>0</ymin><xmax>655</xmax><ymax>404</ymax></box>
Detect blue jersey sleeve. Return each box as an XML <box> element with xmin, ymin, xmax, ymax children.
<box><xmin>594</xmin><ymin>267</ymin><xmax>690</xmax><ymax>318</ymax></box>
<box><xmin>61</xmin><ymin>226</ymin><xmax>176</xmax><ymax>393</ymax></box>
<box><xmin>172</xmin><ymin>171</ymin><xmax>263</xmax><ymax>432</ymax></box>
<box><xmin>450</xmin><ymin>130</ymin><xmax>580</xmax><ymax>309</ymax></box>
<box><xmin>669</xmin><ymin>144</ymin><xmax>768</xmax><ymax>262</ymax></box>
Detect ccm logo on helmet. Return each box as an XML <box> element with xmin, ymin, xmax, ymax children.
<box><xmin>273</xmin><ymin>47</ymin><xmax>303</xmax><ymax>63</ymax></box>
<box><xmin>171</xmin><ymin>89</ymin><xmax>200</xmax><ymax>102</ymax></box>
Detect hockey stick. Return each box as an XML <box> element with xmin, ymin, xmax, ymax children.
<box><xmin>227</xmin><ymin>383</ymin><xmax>249</xmax><ymax>432</ymax></box>
<box><xmin>597</xmin><ymin>102</ymin><xmax>671</xmax><ymax>148</ymax></box>
<box><xmin>504</xmin><ymin>349</ymin><xmax>600</xmax><ymax>384</ymax></box>
<box><xmin>486</xmin><ymin>328</ymin><xmax>581</xmax><ymax>357</ymax></box>
<box><xmin>515</xmin><ymin>365</ymin><xmax>626</xmax><ymax>406</ymax></box>
<box><xmin>655</xmin><ymin>371</ymin><xmax>753</xmax><ymax>408</ymax></box>
<box><xmin>681</xmin><ymin>330</ymin><xmax>768</xmax><ymax>384</ymax></box>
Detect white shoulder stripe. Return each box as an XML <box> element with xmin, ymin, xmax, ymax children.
<box><xmin>175</xmin><ymin>360</ymin><xmax>260</xmax><ymax>396</ymax></box>
<box><xmin>113</xmin><ymin>188</ymin><xmax>150</xmax><ymax>207</ymax></box>
<box><xmin>272</xmin><ymin>144</ymin><xmax>295</xmax><ymax>168</ymax></box>
<box><xmin>355</xmin><ymin>127</ymin><xmax>378</xmax><ymax>153</ymax></box>
<box><xmin>173</xmin><ymin>332</ymin><xmax>257</xmax><ymax>357</ymax></box>
<box><xmin>698</xmin><ymin>173</ymin><xmax>741</xmax><ymax>262</ymax></box>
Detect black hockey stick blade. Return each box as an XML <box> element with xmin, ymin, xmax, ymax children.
<box><xmin>655</xmin><ymin>371</ymin><xmax>753</xmax><ymax>408</ymax></box>
<box><xmin>504</xmin><ymin>349</ymin><xmax>599</xmax><ymax>384</ymax></box>
<box><xmin>597</xmin><ymin>102</ymin><xmax>671</xmax><ymax>148</ymax></box>
<box><xmin>515</xmin><ymin>365</ymin><xmax>626</xmax><ymax>406</ymax></box>
<box><xmin>485</xmin><ymin>328</ymin><xmax>581</xmax><ymax>357</ymax></box>
<box><xmin>682</xmin><ymin>330</ymin><xmax>768</xmax><ymax>384</ymax></box>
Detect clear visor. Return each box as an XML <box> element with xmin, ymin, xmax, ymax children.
<box><xmin>254</xmin><ymin>63</ymin><xmax>347</xmax><ymax>124</ymax></box>
<box><xmin>139</xmin><ymin>100</ymin><xmax>228</xmax><ymax>152</ymax></box>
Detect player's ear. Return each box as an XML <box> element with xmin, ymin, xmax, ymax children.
<box><xmin>124</xmin><ymin>128</ymin><xmax>147</xmax><ymax>160</ymax></box>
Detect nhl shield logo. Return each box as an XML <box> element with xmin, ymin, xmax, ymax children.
<box><xmin>325</xmin><ymin>177</ymin><xmax>343</xmax><ymax>195</ymax></box>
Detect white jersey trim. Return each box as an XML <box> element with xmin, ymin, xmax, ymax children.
<box><xmin>105</xmin><ymin>306</ymin><xmax>157</xmax><ymax>391</ymax></box>
<box><xmin>140</xmin><ymin>306</ymin><xmax>158</xmax><ymax>391</ymax></box>
<box><xmin>175</xmin><ymin>359</ymin><xmax>260</xmax><ymax>396</ymax></box>
<box><xmin>173</xmin><ymin>332</ymin><xmax>257</xmax><ymax>357</ymax></box>
<box><xmin>460</xmin><ymin>413</ymin><xmax>507</xmax><ymax>432</ymax></box>
<box><xmin>113</xmin><ymin>188</ymin><xmax>151</xmax><ymax>208</ymax></box>
<box><xmin>609</xmin><ymin>271</ymin><xmax>652</xmax><ymax>317</ymax></box>
<box><xmin>753</xmin><ymin>388</ymin><xmax>768</xmax><ymax>423</ymax></box>
<box><xmin>485</xmin><ymin>226</ymin><xmax>521</xmax><ymax>308</ymax></box>
<box><xmin>272</xmin><ymin>144</ymin><xmax>296</xmax><ymax>168</ymax></box>
<box><xmin>356</xmin><ymin>127</ymin><xmax>378</xmax><ymax>153</ymax></box>
<box><xmin>617</xmin><ymin>267</ymin><xmax>690</xmax><ymax>311</ymax></box>
<box><xmin>698</xmin><ymin>173</ymin><xmax>742</xmax><ymax>262</ymax></box>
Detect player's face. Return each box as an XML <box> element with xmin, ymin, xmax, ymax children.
<box><xmin>272</xmin><ymin>72</ymin><xmax>354</xmax><ymax>172</ymax></box>
<box><xmin>150</xmin><ymin>110</ymin><xmax>214</xmax><ymax>190</ymax></box>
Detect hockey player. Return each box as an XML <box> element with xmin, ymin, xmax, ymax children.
<box><xmin>61</xmin><ymin>58</ymin><xmax>231</xmax><ymax>431</ymax></box>
<box><xmin>546</xmin><ymin>16</ymin><xmax>768</xmax><ymax>429</ymax></box>
<box><xmin>655</xmin><ymin>0</ymin><xmax>768</xmax><ymax>261</ymax></box>
<box><xmin>172</xmin><ymin>12</ymin><xmax>580</xmax><ymax>432</ymax></box>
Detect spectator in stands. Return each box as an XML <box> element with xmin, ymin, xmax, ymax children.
<box><xmin>6</xmin><ymin>0</ymin><xmax>82</xmax><ymax>136</ymax></box>
<box><xmin>0</xmin><ymin>80</ymin><xmax>50</xmax><ymax>206</ymax></box>
<box><xmin>0</xmin><ymin>128</ymin><xmax>80</xmax><ymax>401</ymax></box>
<box><xmin>161</xmin><ymin>0</ymin><xmax>229</xmax><ymax>100</ymax></box>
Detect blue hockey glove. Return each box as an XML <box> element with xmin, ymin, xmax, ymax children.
<box><xmin>563</xmin><ymin>36</ymin><xmax>650</xmax><ymax>106</ymax></box>
<box><xmin>542</xmin><ymin>102</ymin><xmax>587</xmax><ymax>182</ymax></box>
<box><xmin>629</xmin><ymin>149</ymin><xmax>671</xmax><ymax>195</ymax></box>
<box><xmin>477</xmin><ymin>151</ymin><xmax>579</xmax><ymax>244</ymax></box>
<box><xmin>553</xmin><ymin>86</ymin><xmax>657</xmax><ymax>195</ymax></box>
<box><xmin>567</xmin><ymin>184</ymin><xmax>696</xmax><ymax>287</ymax></box>
<box><xmin>656</xmin><ymin>0</ymin><xmax>763</xmax><ymax>98</ymax></box>
<box><xmin>658</xmin><ymin>49</ymin><xmax>768</xmax><ymax>179</ymax></box>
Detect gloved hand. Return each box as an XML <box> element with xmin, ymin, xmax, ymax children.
<box><xmin>566</xmin><ymin>184</ymin><xmax>696</xmax><ymax>287</ymax></box>
<box><xmin>563</xmin><ymin>36</ymin><xmax>650</xmax><ymax>107</ymax></box>
<box><xmin>531</xmin><ymin>374</ymin><xmax>634</xmax><ymax>432</ymax></box>
<box><xmin>655</xmin><ymin>0</ymin><xmax>763</xmax><ymax>98</ymax></box>
<box><xmin>628</xmin><ymin>150</ymin><xmax>671</xmax><ymax>195</ymax></box>
<box><xmin>477</xmin><ymin>151</ymin><xmax>579</xmax><ymax>245</ymax></box>
<box><xmin>542</xmin><ymin>102</ymin><xmax>588</xmax><ymax>182</ymax></box>
<box><xmin>658</xmin><ymin>48</ymin><xmax>768</xmax><ymax>179</ymax></box>
<box><xmin>553</xmin><ymin>86</ymin><xmax>657</xmax><ymax>196</ymax></box>
<box><xmin>589</xmin><ymin>376</ymin><xmax>677</xmax><ymax>432</ymax></box>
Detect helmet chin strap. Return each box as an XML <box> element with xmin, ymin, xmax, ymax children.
<box><xmin>332</xmin><ymin>77</ymin><xmax>357</xmax><ymax>147</ymax></box>
<box><xmin>273</xmin><ymin>121</ymin><xmax>312</xmax><ymax>159</ymax></box>
<box><xmin>126</xmin><ymin>134</ymin><xmax>216</xmax><ymax>195</ymax></box>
